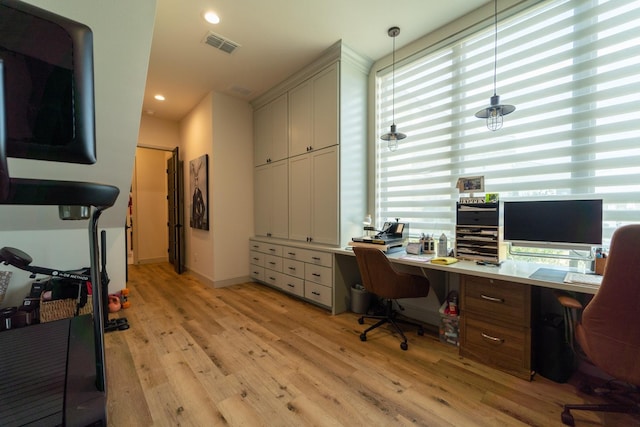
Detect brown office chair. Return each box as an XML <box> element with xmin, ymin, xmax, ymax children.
<box><xmin>555</xmin><ymin>224</ymin><xmax>640</xmax><ymax>426</ymax></box>
<box><xmin>353</xmin><ymin>247</ymin><xmax>430</xmax><ymax>350</ymax></box>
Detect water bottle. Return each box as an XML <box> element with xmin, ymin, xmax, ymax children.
<box><xmin>438</xmin><ymin>233</ymin><xmax>448</xmax><ymax>257</ymax></box>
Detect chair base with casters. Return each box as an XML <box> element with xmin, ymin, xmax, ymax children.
<box><xmin>358</xmin><ymin>298</ymin><xmax>424</xmax><ymax>351</ymax></box>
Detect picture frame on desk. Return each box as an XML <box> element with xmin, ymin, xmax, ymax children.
<box><xmin>457</xmin><ymin>176</ymin><xmax>484</xmax><ymax>193</ymax></box>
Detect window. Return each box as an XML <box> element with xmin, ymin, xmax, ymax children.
<box><xmin>375</xmin><ymin>0</ymin><xmax>640</xmax><ymax>247</ymax></box>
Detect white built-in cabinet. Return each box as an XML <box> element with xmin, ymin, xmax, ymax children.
<box><xmin>289</xmin><ymin>146</ymin><xmax>338</xmax><ymax>245</ymax></box>
<box><xmin>253</xmin><ymin>93</ymin><xmax>288</xmax><ymax>166</ymax></box>
<box><xmin>289</xmin><ymin>63</ymin><xmax>338</xmax><ymax>157</ymax></box>
<box><xmin>251</xmin><ymin>41</ymin><xmax>370</xmax><ymax>262</ymax></box>
<box><xmin>254</xmin><ymin>159</ymin><xmax>288</xmax><ymax>239</ymax></box>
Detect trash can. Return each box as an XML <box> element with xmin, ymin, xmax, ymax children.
<box><xmin>350</xmin><ymin>284</ymin><xmax>371</xmax><ymax>314</ymax></box>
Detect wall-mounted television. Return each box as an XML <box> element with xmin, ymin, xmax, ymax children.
<box><xmin>503</xmin><ymin>199</ymin><xmax>603</xmax><ymax>250</ymax></box>
<box><xmin>0</xmin><ymin>0</ymin><xmax>96</xmax><ymax>164</ymax></box>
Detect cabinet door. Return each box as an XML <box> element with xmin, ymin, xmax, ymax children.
<box><xmin>289</xmin><ymin>80</ymin><xmax>312</xmax><ymax>157</ymax></box>
<box><xmin>312</xmin><ymin>63</ymin><xmax>339</xmax><ymax>151</ymax></box>
<box><xmin>270</xmin><ymin>94</ymin><xmax>289</xmax><ymax>163</ymax></box>
<box><xmin>289</xmin><ymin>154</ymin><xmax>311</xmax><ymax>242</ymax></box>
<box><xmin>253</xmin><ymin>104</ymin><xmax>272</xmax><ymax>166</ymax></box>
<box><xmin>269</xmin><ymin>160</ymin><xmax>289</xmax><ymax>239</ymax></box>
<box><xmin>254</xmin><ymin>160</ymin><xmax>288</xmax><ymax>238</ymax></box>
<box><xmin>254</xmin><ymin>164</ymin><xmax>271</xmax><ymax>236</ymax></box>
<box><xmin>253</xmin><ymin>94</ymin><xmax>288</xmax><ymax>166</ymax></box>
<box><xmin>310</xmin><ymin>147</ymin><xmax>338</xmax><ymax>245</ymax></box>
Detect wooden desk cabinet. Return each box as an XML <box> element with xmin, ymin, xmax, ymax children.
<box><xmin>460</xmin><ymin>275</ymin><xmax>537</xmax><ymax>380</ymax></box>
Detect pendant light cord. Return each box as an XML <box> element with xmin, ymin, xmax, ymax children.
<box><xmin>391</xmin><ymin>34</ymin><xmax>396</xmax><ymax>125</ymax></box>
<box><xmin>493</xmin><ymin>0</ymin><xmax>498</xmax><ymax>96</ymax></box>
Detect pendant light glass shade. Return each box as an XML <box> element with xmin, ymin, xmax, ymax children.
<box><xmin>381</xmin><ymin>26</ymin><xmax>405</xmax><ymax>151</ymax></box>
<box><xmin>475</xmin><ymin>0</ymin><xmax>515</xmax><ymax>131</ymax></box>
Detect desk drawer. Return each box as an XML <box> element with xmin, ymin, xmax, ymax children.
<box><xmin>281</xmin><ymin>275</ymin><xmax>304</xmax><ymax>297</ymax></box>
<box><xmin>461</xmin><ymin>276</ymin><xmax>530</xmax><ymax>326</ymax></box>
<box><xmin>250</xmin><ymin>266</ymin><xmax>264</xmax><ymax>282</ymax></box>
<box><xmin>305</xmin><ymin>282</ymin><xmax>332</xmax><ymax>307</ymax></box>
<box><xmin>283</xmin><ymin>246</ymin><xmax>309</xmax><ymax>261</ymax></box>
<box><xmin>460</xmin><ymin>315</ymin><xmax>531</xmax><ymax>380</ymax></box>
<box><xmin>283</xmin><ymin>259</ymin><xmax>304</xmax><ymax>279</ymax></box>
<box><xmin>264</xmin><ymin>254</ymin><xmax>283</xmax><ymax>272</ymax></box>
<box><xmin>304</xmin><ymin>250</ymin><xmax>332</xmax><ymax>268</ymax></box>
<box><xmin>250</xmin><ymin>250</ymin><xmax>264</xmax><ymax>267</ymax></box>
<box><xmin>263</xmin><ymin>244</ymin><xmax>283</xmax><ymax>257</ymax></box>
<box><xmin>457</xmin><ymin>209</ymin><xmax>498</xmax><ymax>226</ymax></box>
<box><xmin>305</xmin><ymin>264</ymin><xmax>332</xmax><ymax>287</ymax></box>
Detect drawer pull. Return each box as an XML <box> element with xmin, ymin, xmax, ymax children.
<box><xmin>269</xmin><ymin>248</ymin><xmax>276</xmax><ymax>252</ymax></box>
<box><xmin>253</xmin><ymin>257</ymin><xmax>259</xmax><ymax>261</ymax></box>
<box><xmin>312</xmin><ymin>291</ymin><xmax>321</xmax><ymax>296</ymax></box>
<box><xmin>269</xmin><ymin>276</ymin><xmax>276</xmax><ymax>281</ymax></box>
<box><xmin>288</xmin><ymin>252</ymin><xmax>296</xmax><ymax>256</ymax></box>
<box><xmin>287</xmin><ymin>283</ymin><xmax>295</xmax><ymax>288</ymax></box>
<box><xmin>480</xmin><ymin>294</ymin><xmax>504</xmax><ymax>303</ymax></box>
<box><xmin>269</xmin><ymin>262</ymin><xmax>276</xmax><ymax>265</ymax></box>
<box><xmin>252</xmin><ymin>245</ymin><xmax>259</xmax><ymax>249</ymax></box>
<box><xmin>288</xmin><ymin>267</ymin><xmax>296</xmax><ymax>271</ymax></box>
<box><xmin>312</xmin><ymin>273</ymin><xmax>321</xmax><ymax>277</ymax></box>
<box><xmin>312</xmin><ymin>256</ymin><xmax>321</xmax><ymax>261</ymax></box>
<box><xmin>481</xmin><ymin>332</ymin><xmax>504</xmax><ymax>344</ymax></box>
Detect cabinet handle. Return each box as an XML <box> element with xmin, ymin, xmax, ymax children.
<box><xmin>287</xmin><ymin>283</ymin><xmax>295</xmax><ymax>288</ymax></box>
<box><xmin>312</xmin><ymin>291</ymin><xmax>320</xmax><ymax>296</ymax></box>
<box><xmin>481</xmin><ymin>332</ymin><xmax>504</xmax><ymax>344</ymax></box>
<box><xmin>253</xmin><ymin>245</ymin><xmax>259</xmax><ymax>249</ymax></box>
<box><xmin>480</xmin><ymin>294</ymin><xmax>504</xmax><ymax>303</ymax></box>
<box><xmin>288</xmin><ymin>267</ymin><xmax>296</xmax><ymax>271</ymax></box>
<box><xmin>253</xmin><ymin>257</ymin><xmax>259</xmax><ymax>261</ymax></box>
<box><xmin>269</xmin><ymin>276</ymin><xmax>276</xmax><ymax>281</ymax></box>
<box><xmin>288</xmin><ymin>252</ymin><xmax>296</xmax><ymax>256</ymax></box>
<box><xmin>269</xmin><ymin>262</ymin><xmax>276</xmax><ymax>265</ymax></box>
<box><xmin>312</xmin><ymin>256</ymin><xmax>321</xmax><ymax>261</ymax></box>
<box><xmin>312</xmin><ymin>273</ymin><xmax>321</xmax><ymax>277</ymax></box>
<box><xmin>269</xmin><ymin>248</ymin><xmax>276</xmax><ymax>252</ymax></box>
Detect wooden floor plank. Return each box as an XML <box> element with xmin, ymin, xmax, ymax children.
<box><xmin>105</xmin><ymin>263</ymin><xmax>640</xmax><ymax>426</ymax></box>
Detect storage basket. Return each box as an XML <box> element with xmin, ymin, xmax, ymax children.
<box><xmin>40</xmin><ymin>295</ymin><xmax>92</xmax><ymax>323</ymax></box>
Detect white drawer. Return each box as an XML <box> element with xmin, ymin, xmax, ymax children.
<box><xmin>263</xmin><ymin>269</ymin><xmax>281</xmax><ymax>288</ymax></box>
<box><xmin>250</xmin><ymin>266</ymin><xmax>264</xmax><ymax>282</ymax></box>
<box><xmin>282</xmin><ymin>259</ymin><xmax>305</xmax><ymax>279</ymax></box>
<box><xmin>282</xmin><ymin>246</ymin><xmax>309</xmax><ymax>261</ymax></box>
<box><xmin>250</xmin><ymin>250</ymin><xmax>264</xmax><ymax>267</ymax></box>
<box><xmin>280</xmin><ymin>275</ymin><xmax>304</xmax><ymax>297</ymax></box>
<box><xmin>264</xmin><ymin>254</ymin><xmax>282</xmax><ymax>272</ymax></box>
<box><xmin>305</xmin><ymin>264</ymin><xmax>332</xmax><ymax>287</ymax></box>
<box><xmin>263</xmin><ymin>243</ymin><xmax>283</xmax><ymax>257</ymax></box>
<box><xmin>305</xmin><ymin>282</ymin><xmax>332</xmax><ymax>307</ymax></box>
<box><xmin>304</xmin><ymin>250</ymin><xmax>332</xmax><ymax>268</ymax></box>
<box><xmin>249</xmin><ymin>240</ymin><xmax>263</xmax><ymax>252</ymax></box>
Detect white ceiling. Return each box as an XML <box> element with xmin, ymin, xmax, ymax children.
<box><xmin>143</xmin><ymin>0</ymin><xmax>489</xmax><ymax>121</ymax></box>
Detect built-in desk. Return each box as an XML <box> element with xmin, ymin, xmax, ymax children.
<box><xmin>331</xmin><ymin>248</ymin><xmax>600</xmax><ymax>380</ymax></box>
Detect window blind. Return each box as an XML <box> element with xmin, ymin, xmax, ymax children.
<box><xmin>375</xmin><ymin>0</ymin><xmax>640</xmax><ymax>245</ymax></box>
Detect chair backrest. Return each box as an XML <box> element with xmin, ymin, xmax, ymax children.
<box><xmin>353</xmin><ymin>247</ymin><xmax>429</xmax><ymax>300</ymax></box>
<box><xmin>580</xmin><ymin>224</ymin><xmax>640</xmax><ymax>384</ymax></box>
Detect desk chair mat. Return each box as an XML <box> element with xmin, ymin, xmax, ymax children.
<box><xmin>530</xmin><ymin>268</ymin><xmax>568</xmax><ymax>283</ymax></box>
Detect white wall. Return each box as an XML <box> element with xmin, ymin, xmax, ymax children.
<box><xmin>0</xmin><ymin>0</ymin><xmax>156</xmax><ymax>306</ymax></box>
<box><xmin>139</xmin><ymin>114</ymin><xmax>181</xmax><ymax>150</ymax></box>
<box><xmin>178</xmin><ymin>91</ymin><xmax>253</xmax><ymax>286</ymax></box>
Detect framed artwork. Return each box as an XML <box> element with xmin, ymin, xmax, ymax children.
<box><xmin>457</xmin><ymin>176</ymin><xmax>485</xmax><ymax>193</ymax></box>
<box><xmin>189</xmin><ymin>154</ymin><xmax>209</xmax><ymax>230</ymax></box>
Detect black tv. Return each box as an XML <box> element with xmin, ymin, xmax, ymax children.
<box><xmin>0</xmin><ymin>0</ymin><xmax>96</xmax><ymax>164</ymax></box>
<box><xmin>503</xmin><ymin>199</ymin><xmax>603</xmax><ymax>250</ymax></box>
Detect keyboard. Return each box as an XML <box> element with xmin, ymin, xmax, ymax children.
<box><xmin>564</xmin><ymin>272</ymin><xmax>602</xmax><ymax>286</ymax></box>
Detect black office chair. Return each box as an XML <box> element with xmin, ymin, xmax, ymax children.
<box><xmin>353</xmin><ymin>247</ymin><xmax>430</xmax><ymax>350</ymax></box>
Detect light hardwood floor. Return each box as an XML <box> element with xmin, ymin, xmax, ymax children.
<box><xmin>105</xmin><ymin>263</ymin><xmax>638</xmax><ymax>426</ymax></box>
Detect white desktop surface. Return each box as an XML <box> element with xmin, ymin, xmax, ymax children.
<box><xmin>332</xmin><ymin>248</ymin><xmax>600</xmax><ymax>295</ymax></box>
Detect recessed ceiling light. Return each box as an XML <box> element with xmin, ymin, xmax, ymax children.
<box><xmin>154</xmin><ymin>94</ymin><xmax>165</xmax><ymax>101</ymax></box>
<box><xmin>204</xmin><ymin>11</ymin><xmax>220</xmax><ymax>24</ymax></box>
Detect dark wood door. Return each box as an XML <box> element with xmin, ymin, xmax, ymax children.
<box><xmin>167</xmin><ymin>147</ymin><xmax>184</xmax><ymax>273</ymax></box>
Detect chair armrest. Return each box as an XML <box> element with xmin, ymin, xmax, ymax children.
<box><xmin>553</xmin><ymin>290</ymin><xmax>583</xmax><ymax>310</ymax></box>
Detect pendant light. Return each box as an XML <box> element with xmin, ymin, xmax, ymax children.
<box><xmin>475</xmin><ymin>0</ymin><xmax>515</xmax><ymax>131</ymax></box>
<box><xmin>381</xmin><ymin>26</ymin><xmax>405</xmax><ymax>151</ymax></box>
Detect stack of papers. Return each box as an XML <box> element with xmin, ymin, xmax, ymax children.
<box><xmin>430</xmin><ymin>257</ymin><xmax>459</xmax><ymax>265</ymax></box>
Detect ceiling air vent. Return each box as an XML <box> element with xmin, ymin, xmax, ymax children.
<box><xmin>202</xmin><ymin>31</ymin><xmax>240</xmax><ymax>54</ymax></box>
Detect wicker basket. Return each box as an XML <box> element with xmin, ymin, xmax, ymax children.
<box><xmin>40</xmin><ymin>295</ymin><xmax>92</xmax><ymax>323</ymax></box>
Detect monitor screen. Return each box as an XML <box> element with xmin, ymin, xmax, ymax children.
<box><xmin>503</xmin><ymin>199</ymin><xmax>603</xmax><ymax>248</ymax></box>
<box><xmin>0</xmin><ymin>0</ymin><xmax>96</xmax><ymax>164</ymax></box>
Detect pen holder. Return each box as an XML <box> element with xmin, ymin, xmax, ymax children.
<box><xmin>594</xmin><ymin>257</ymin><xmax>607</xmax><ymax>276</ymax></box>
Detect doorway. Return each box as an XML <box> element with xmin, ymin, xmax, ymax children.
<box><xmin>129</xmin><ymin>147</ymin><xmax>184</xmax><ymax>272</ymax></box>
